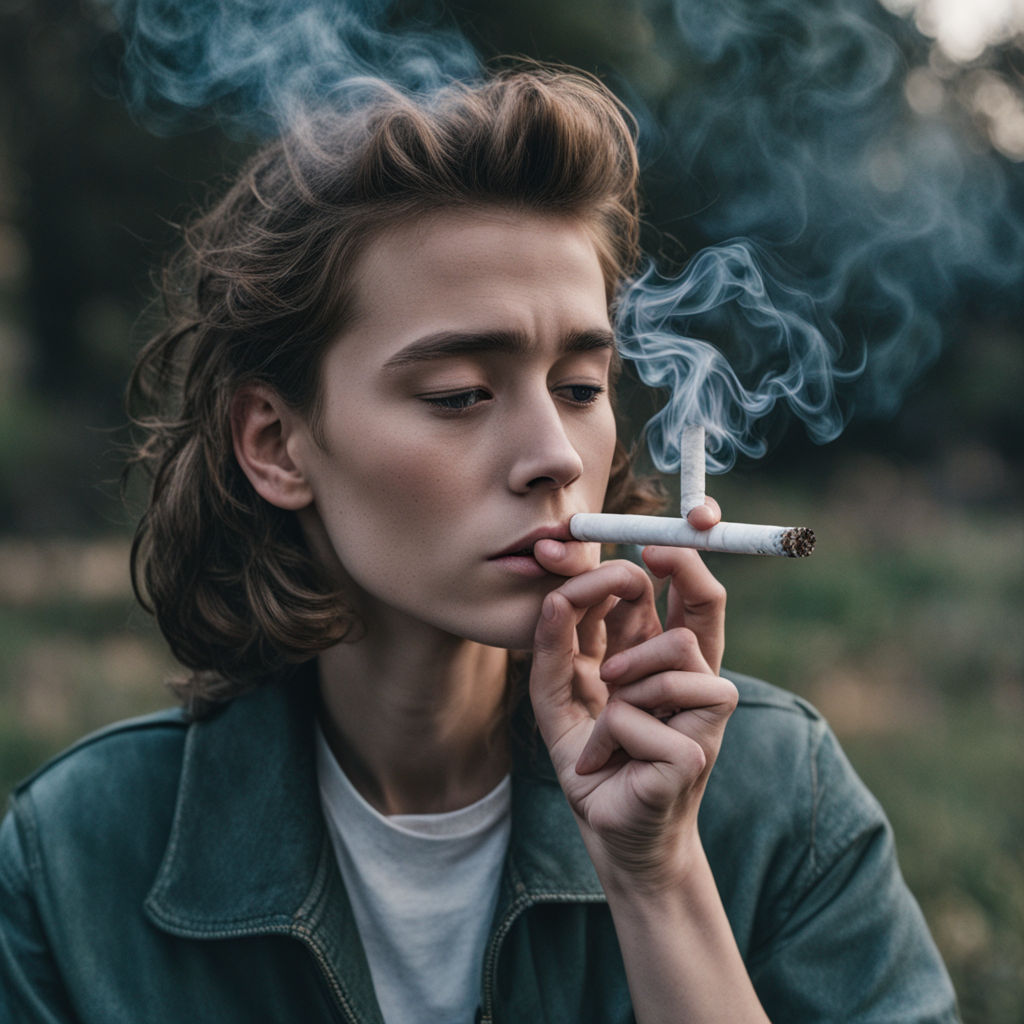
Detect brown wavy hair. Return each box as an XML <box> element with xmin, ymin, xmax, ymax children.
<box><xmin>127</xmin><ymin>64</ymin><xmax>665</xmax><ymax>715</ymax></box>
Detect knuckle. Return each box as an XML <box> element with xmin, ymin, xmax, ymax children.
<box><xmin>689</xmin><ymin>579</ymin><xmax>727</xmax><ymax>614</ymax></box>
<box><xmin>607</xmin><ymin>559</ymin><xmax>654</xmax><ymax>595</ymax></box>
<box><xmin>666</xmin><ymin>627</ymin><xmax>698</xmax><ymax>661</ymax></box>
<box><xmin>677</xmin><ymin>737</ymin><xmax>708</xmax><ymax>778</ymax></box>
<box><xmin>603</xmin><ymin>698</ymin><xmax>632</xmax><ymax>726</ymax></box>
<box><xmin>719</xmin><ymin>677</ymin><xmax>740</xmax><ymax>711</ymax></box>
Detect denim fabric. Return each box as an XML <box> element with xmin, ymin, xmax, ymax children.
<box><xmin>0</xmin><ymin>672</ymin><xmax>959</xmax><ymax>1023</ymax></box>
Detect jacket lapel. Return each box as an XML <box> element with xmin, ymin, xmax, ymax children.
<box><xmin>143</xmin><ymin>677</ymin><xmax>384</xmax><ymax>1023</ymax></box>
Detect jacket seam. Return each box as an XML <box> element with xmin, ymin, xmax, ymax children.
<box><xmin>14</xmin><ymin>715</ymin><xmax>186</xmax><ymax>795</ymax></box>
<box><xmin>744</xmin><ymin>715</ymin><xmax>821</xmax><ymax>963</ymax></box>
<box><xmin>808</xmin><ymin>715</ymin><xmax>823</xmax><ymax>879</ymax></box>
<box><xmin>745</xmin><ymin>717</ymin><xmax>882</xmax><ymax>969</ymax></box>
<box><xmin>0</xmin><ymin>809</ymin><xmax>30</xmax><ymax>892</ymax></box>
<box><xmin>7</xmin><ymin>794</ymin><xmax>43</xmax><ymax>880</ymax></box>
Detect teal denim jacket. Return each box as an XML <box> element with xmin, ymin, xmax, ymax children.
<box><xmin>1</xmin><ymin>672</ymin><xmax>959</xmax><ymax>1022</ymax></box>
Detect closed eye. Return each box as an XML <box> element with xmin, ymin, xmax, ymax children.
<box><xmin>421</xmin><ymin>388</ymin><xmax>492</xmax><ymax>413</ymax></box>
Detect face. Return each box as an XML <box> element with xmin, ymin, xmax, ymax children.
<box><xmin>289</xmin><ymin>208</ymin><xmax>618</xmax><ymax>649</ymax></box>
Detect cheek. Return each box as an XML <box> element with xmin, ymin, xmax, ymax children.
<box><xmin>310</xmin><ymin>425</ymin><xmax>469</xmax><ymax>556</ymax></box>
<box><xmin>582</xmin><ymin>408</ymin><xmax>619</xmax><ymax>502</ymax></box>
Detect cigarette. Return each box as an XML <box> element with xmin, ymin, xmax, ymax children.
<box><xmin>568</xmin><ymin>513</ymin><xmax>816</xmax><ymax>557</ymax></box>
<box><xmin>569</xmin><ymin>424</ymin><xmax>816</xmax><ymax>557</ymax></box>
<box><xmin>678</xmin><ymin>424</ymin><xmax>706</xmax><ymax>514</ymax></box>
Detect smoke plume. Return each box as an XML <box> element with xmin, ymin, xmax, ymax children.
<box><xmin>620</xmin><ymin>0</ymin><xmax>1024</xmax><ymax>470</ymax></box>
<box><xmin>108</xmin><ymin>0</ymin><xmax>478</xmax><ymax>134</ymax></box>
<box><xmin>103</xmin><ymin>0</ymin><xmax>1024</xmax><ymax>473</ymax></box>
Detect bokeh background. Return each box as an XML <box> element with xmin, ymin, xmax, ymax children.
<box><xmin>1</xmin><ymin>1</ymin><xmax>1022</xmax><ymax>1020</ymax></box>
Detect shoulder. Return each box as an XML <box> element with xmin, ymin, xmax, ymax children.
<box><xmin>725</xmin><ymin>668</ymin><xmax>822</xmax><ymax>729</ymax></box>
<box><xmin>713</xmin><ymin>670</ymin><xmax>828</xmax><ymax>799</ymax></box>
<box><xmin>710</xmin><ymin>669</ymin><xmax>883</xmax><ymax>849</ymax></box>
<box><xmin>716</xmin><ymin>670</ymin><xmax>863</xmax><ymax>797</ymax></box>
<box><xmin>703</xmin><ymin>672</ymin><xmax>889</xmax><ymax>939</ymax></box>
<box><xmin>3</xmin><ymin>708</ymin><xmax>190</xmax><ymax>884</ymax></box>
<box><xmin>13</xmin><ymin>706</ymin><xmax>189</xmax><ymax>807</ymax></box>
<box><xmin>708</xmin><ymin>675</ymin><xmax>960</xmax><ymax>1019</ymax></box>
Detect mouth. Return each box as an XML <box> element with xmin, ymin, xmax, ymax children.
<box><xmin>489</xmin><ymin>524</ymin><xmax>573</xmax><ymax>561</ymax></box>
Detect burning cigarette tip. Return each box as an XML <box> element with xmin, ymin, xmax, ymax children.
<box><xmin>780</xmin><ymin>527</ymin><xmax>816</xmax><ymax>558</ymax></box>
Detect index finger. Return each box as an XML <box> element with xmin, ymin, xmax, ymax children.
<box><xmin>641</xmin><ymin>546</ymin><xmax>726</xmax><ymax>675</ymax></box>
<box><xmin>532</xmin><ymin>537</ymin><xmax>602</xmax><ymax>578</ymax></box>
<box><xmin>552</xmin><ymin>560</ymin><xmax>660</xmax><ymax>656</ymax></box>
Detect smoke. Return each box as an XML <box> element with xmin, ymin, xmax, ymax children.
<box><xmin>102</xmin><ymin>0</ymin><xmax>1024</xmax><ymax>472</ymax></box>
<box><xmin>619</xmin><ymin>0</ymin><xmax>1024</xmax><ymax>470</ymax></box>
<box><xmin>616</xmin><ymin>242</ymin><xmax>864</xmax><ymax>473</ymax></box>
<box><xmin>106</xmin><ymin>0</ymin><xmax>478</xmax><ymax>134</ymax></box>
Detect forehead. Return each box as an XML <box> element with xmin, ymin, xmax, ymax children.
<box><xmin>340</xmin><ymin>208</ymin><xmax>613</xmax><ymax>356</ymax></box>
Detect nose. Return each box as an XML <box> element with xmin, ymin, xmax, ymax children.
<box><xmin>506</xmin><ymin>393</ymin><xmax>585</xmax><ymax>494</ymax></box>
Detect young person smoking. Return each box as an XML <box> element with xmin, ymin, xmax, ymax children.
<box><xmin>0</xmin><ymin>65</ymin><xmax>959</xmax><ymax>1023</ymax></box>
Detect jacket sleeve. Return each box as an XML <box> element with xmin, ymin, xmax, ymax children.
<box><xmin>0</xmin><ymin>799</ymin><xmax>81</xmax><ymax>1024</ymax></box>
<box><xmin>745</xmin><ymin>719</ymin><xmax>960</xmax><ymax>1023</ymax></box>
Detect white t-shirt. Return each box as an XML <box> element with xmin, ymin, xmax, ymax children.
<box><xmin>315</xmin><ymin>726</ymin><xmax>512</xmax><ymax>1024</ymax></box>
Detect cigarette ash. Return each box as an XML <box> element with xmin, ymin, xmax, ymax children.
<box><xmin>780</xmin><ymin>527</ymin><xmax>816</xmax><ymax>558</ymax></box>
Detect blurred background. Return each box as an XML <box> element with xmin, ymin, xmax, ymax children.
<box><xmin>0</xmin><ymin>0</ymin><xmax>1021</xmax><ymax>1020</ymax></box>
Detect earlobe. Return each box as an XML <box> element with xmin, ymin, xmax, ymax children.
<box><xmin>231</xmin><ymin>385</ymin><xmax>314</xmax><ymax>511</ymax></box>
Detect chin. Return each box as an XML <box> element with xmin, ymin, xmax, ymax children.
<box><xmin>442</xmin><ymin>598</ymin><xmax>546</xmax><ymax>652</ymax></box>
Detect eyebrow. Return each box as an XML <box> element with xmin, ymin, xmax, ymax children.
<box><xmin>381</xmin><ymin>327</ymin><xmax>616</xmax><ymax>371</ymax></box>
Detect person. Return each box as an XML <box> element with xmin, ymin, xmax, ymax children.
<box><xmin>0</xmin><ymin>64</ymin><xmax>958</xmax><ymax>1023</ymax></box>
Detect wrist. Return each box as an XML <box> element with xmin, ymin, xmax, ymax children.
<box><xmin>596</xmin><ymin>835</ymin><xmax>771</xmax><ymax>1023</ymax></box>
<box><xmin>585</xmin><ymin>824</ymin><xmax>708</xmax><ymax>902</ymax></box>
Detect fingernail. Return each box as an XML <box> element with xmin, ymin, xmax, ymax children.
<box><xmin>542</xmin><ymin>595</ymin><xmax>558</xmax><ymax>621</ymax></box>
<box><xmin>601</xmin><ymin>655</ymin><xmax>624</xmax><ymax>679</ymax></box>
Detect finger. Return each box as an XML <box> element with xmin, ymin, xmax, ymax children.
<box><xmin>575</xmin><ymin>700</ymin><xmax>707</xmax><ymax>781</ymax></box>
<box><xmin>577</xmin><ymin>673</ymin><xmax>738</xmax><ymax>775</ymax></box>
<box><xmin>533</xmin><ymin>538</ymin><xmax>601</xmax><ymax>577</ymax></box>
<box><xmin>601</xmin><ymin>627</ymin><xmax>711</xmax><ymax>686</ymax></box>
<box><xmin>686</xmin><ymin>495</ymin><xmax>722</xmax><ymax>532</ymax></box>
<box><xmin>534</xmin><ymin>562</ymin><xmax>662</xmax><ymax>730</ymax></box>
<box><xmin>641</xmin><ymin>546</ymin><xmax>726</xmax><ymax>675</ymax></box>
<box><xmin>549</xmin><ymin>560</ymin><xmax>660</xmax><ymax>656</ymax></box>
<box><xmin>553</xmin><ymin>561</ymin><xmax>659</xmax><ymax>652</ymax></box>
<box><xmin>552</xmin><ymin>565</ymin><xmax>655</xmax><ymax>634</ymax></box>
<box><xmin>576</xmin><ymin>596</ymin><xmax>616</xmax><ymax>662</ymax></box>
<box><xmin>530</xmin><ymin>592</ymin><xmax>584</xmax><ymax>731</ymax></box>
<box><xmin>609</xmin><ymin>671</ymin><xmax>739</xmax><ymax>727</ymax></box>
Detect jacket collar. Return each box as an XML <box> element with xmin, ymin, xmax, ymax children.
<box><xmin>144</xmin><ymin>672</ymin><xmax>603</xmax><ymax>997</ymax></box>
<box><xmin>145</xmin><ymin>673</ymin><xmax>330</xmax><ymax>934</ymax></box>
<box><xmin>144</xmin><ymin>674</ymin><xmax>385</xmax><ymax>1022</ymax></box>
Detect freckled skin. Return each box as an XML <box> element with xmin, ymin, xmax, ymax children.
<box><xmin>288</xmin><ymin>209</ymin><xmax>618</xmax><ymax>649</ymax></box>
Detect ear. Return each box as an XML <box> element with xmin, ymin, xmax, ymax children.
<box><xmin>231</xmin><ymin>385</ymin><xmax>314</xmax><ymax>511</ymax></box>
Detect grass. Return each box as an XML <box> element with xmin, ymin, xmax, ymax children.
<box><xmin>702</xmin><ymin>459</ymin><xmax>1024</xmax><ymax>1023</ymax></box>
<box><xmin>1</xmin><ymin>458</ymin><xmax>1021</xmax><ymax>1021</ymax></box>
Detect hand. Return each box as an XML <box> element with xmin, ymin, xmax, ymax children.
<box><xmin>529</xmin><ymin>503</ymin><xmax>734</xmax><ymax>891</ymax></box>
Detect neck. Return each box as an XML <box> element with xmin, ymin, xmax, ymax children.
<box><xmin>316</xmin><ymin>616</ymin><xmax>511</xmax><ymax>816</ymax></box>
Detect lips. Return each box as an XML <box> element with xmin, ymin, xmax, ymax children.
<box><xmin>489</xmin><ymin>525</ymin><xmax>573</xmax><ymax>560</ymax></box>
